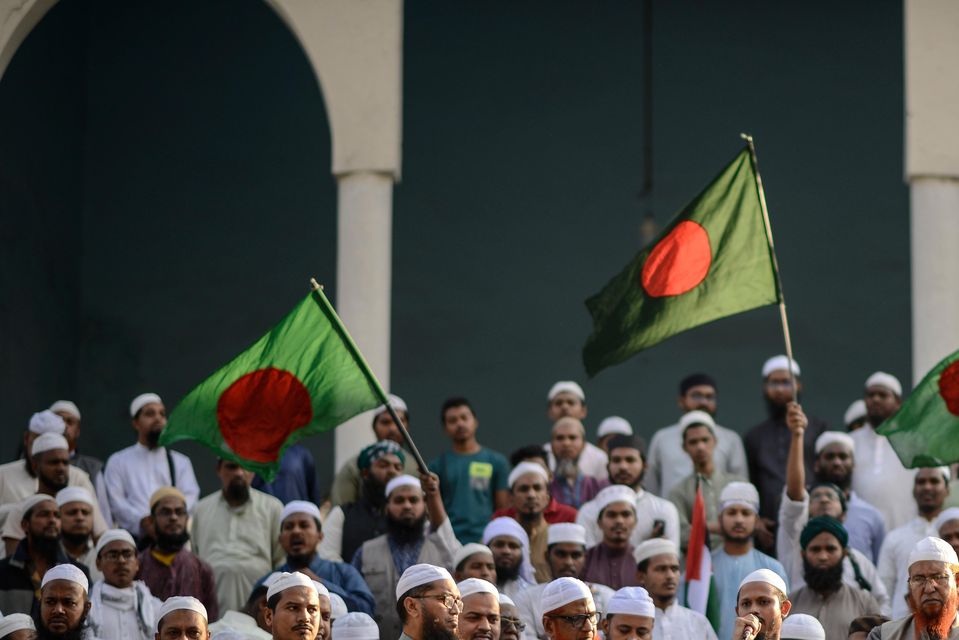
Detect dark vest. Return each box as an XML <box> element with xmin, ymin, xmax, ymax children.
<box><xmin>341</xmin><ymin>499</ymin><xmax>387</xmax><ymax>564</ymax></box>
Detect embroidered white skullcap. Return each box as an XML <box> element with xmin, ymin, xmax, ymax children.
<box><xmin>633</xmin><ymin>538</ymin><xmax>679</xmax><ymax>566</ymax></box>
<box><xmin>593</xmin><ymin>485</ymin><xmax>637</xmax><ymax>515</ymax></box>
<box><xmin>130</xmin><ymin>393</ymin><xmax>163</xmax><ymax>417</ymax></box>
<box><xmin>280</xmin><ymin>500</ymin><xmax>322</xmax><ymax>525</ymax></box>
<box><xmin>21</xmin><ymin>493</ymin><xmax>56</xmax><ymax>516</ymax></box>
<box><xmin>309</xmin><ymin>580</ymin><xmax>330</xmax><ymax>599</ymax></box>
<box><xmin>605</xmin><ymin>586</ymin><xmax>655</xmax><ymax>618</ymax></box>
<box><xmin>331</xmin><ymin>612</ymin><xmax>379</xmax><ymax>640</ymax></box>
<box><xmin>41</xmin><ymin>563</ymin><xmax>89</xmax><ymax>593</ymax></box>
<box><xmin>908</xmin><ymin>536</ymin><xmax>959</xmax><ymax>568</ymax></box>
<box><xmin>508</xmin><ymin>461</ymin><xmax>548</xmax><ymax>488</ymax></box>
<box><xmin>29</xmin><ymin>410</ymin><xmax>66</xmax><ymax>435</ymax></box>
<box><xmin>266</xmin><ymin>572</ymin><xmax>318</xmax><ymax>600</ymax></box>
<box><xmin>762</xmin><ymin>355</ymin><xmax>800</xmax><ymax>378</ymax></box>
<box><xmin>31</xmin><ymin>432</ymin><xmax>69</xmax><ymax>456</ymax></box>
<box><xmin>844</xmin><ymin>399</ymin><xmax>867</xmax><ymax>426</ymax></box>
<box><xmin>155</xmin><ymin>596</ymin><xmax>208</xmax><ymax>631</ymax></box>
<box><xmin>934</xmin><ymin>508</ymin><xmax>959</xmax><ymax>531</ymax></box>
<box><xmin>95</xmin><ymin>528</ymin><xmax>136</xmax><ymax>556</ymax></box>
<box><xmin>719</xmin><ymin>482</ymin><xmax>760</xmax><ymax>513</ymax></box>
<box><xmin>738</xmin><ymin>569</ymin><xmax>788</xmax><ymax>598</ymax></box>
<box><xmin>548</xmin><ymin>381</ymin><xmax>585</xmax><ymax>402</ymax></box>
<box><xmin>49</xmin><ymin>400</ymin><xmax>81</xmax><ymax>420</ymax></box>
<box><xmin>541</xmin><ymin>577</ymin><xmax>594</xmax><ymax>613</ymax></box>
<box><xmin>597</xmin><ymin>416</ymin><xmax>632</xmax><ymax>438</ymax></box>
<box><xmin>498</xmin><ymin>592</ymin><xmax>515</xmax><ymax>607</ymax></box>
<box><xmin>780</xmin><ymin>613</ymin><xmax>825</xmax><ymax>640</ymax></box>
<box><xmin>865</xmin><ymin>371</ymin><xmax>902</xmax><ymax>397</ymax></box>
<box><xmin>395</xmin><ymin>564</ymin><xmax>454</xmax><ymax>601</ymax></box>
<box><xmin>679</xmin><ymin>410</ymin><xmax>716</xmax><ymax>432</ymax></box>
<box><xmin>328</xmin><ymin>593</ymin><xmax>347</xmax><ymax>620</ymax></box>
<box><xmin>453</xmin><ymin>543</ymin><xmax>493</xmax><ymax>569</ymax></box>
<box><xmin>482</xmin><ymin>518</ymin><xmax>536</xmax><ymax>584</ymax></box>
<box><xmin>457</xmin><ymin>578</ymin><xmax>499</xmax><ymax>598</ymax></box>
<box><xmin>56</xmin><ymin>487</ymin><xmax>95</xmax><ymax>508</ymax></box>
<box><xmin>814</xmin><ymin>431</ymin><xmax>855</xmax><ymax>455</ymax></box>
<box><xmin>547</xmin><ymin>523</ymin><xmax>587</xmax><ymax>547</ymax></box>
<box><xmin>385</xmin><ymin>475</ymin><xmax>422</xmax><ymax>498</ymax></box>
<box><xmin>375</xmin><ymin>393</ymin><xmax>408</xmax><ymax>416</ymax></box>
<box><xmin>0</xmin><ymin>613</ymin><xmax>36</xmax><ymax>636</ymax></box>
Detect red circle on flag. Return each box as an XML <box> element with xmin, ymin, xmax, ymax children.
<box><xmin>216</xmin><ymin>367</ymin><xmax>313</xmax><ymax>463</ymax></box>
<box><xmin>940</xmin><ymin>361</ymin><xmax>959</xmax><ymax>416</ymax></box>
<box><xmin>640</xmin><ymin>220</ymin><xmax>712</xmax><ymax>297</ymax></box>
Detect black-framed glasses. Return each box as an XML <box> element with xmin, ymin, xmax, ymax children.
<box><xmin>411</xmin><ymin>593</ymin><xmax>464</xmax><ymax>611</ymax></box>
<box><xmin>501</xmin><ymin>617</ymin><xmax>526</xmax><ymax>632</ymax></box>
<box><xmin>544</xmin><ymin>612</ymin><xmax>600</xmax><ymax>629</ymax></box>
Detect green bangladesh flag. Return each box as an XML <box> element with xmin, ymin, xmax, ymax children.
<box><xmin>583</xmin><ymin>146</ymin><xmax>781</xmax><ymax>377</ymax></box>
<box><xmin>159</xmin><ymin>287</ymin><xmax>386</xmax><ymax>481</ymax></box>
<box><xmin>877</xmin><ymin>349</ymin><xmax>959</xmax><ymax>467</ymax></box>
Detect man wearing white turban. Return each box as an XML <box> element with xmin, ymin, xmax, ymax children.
<box><xmin>482</xmin><ymin>518</ymin><xmax>536</xmax><ymax>600</ymax></box>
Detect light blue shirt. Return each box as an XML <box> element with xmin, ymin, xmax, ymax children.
<box><xmin>712</xmin><ymin>548</ymin><xmax>788</xmax><ymax>640</ymax></box>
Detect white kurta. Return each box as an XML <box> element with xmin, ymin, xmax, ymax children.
<box><xmin>318</xmin><ymin>505</ymin><xmax>345</xmax><ymax>561</ymax></box>
<box><xmin>191</xmin><ymin>488</ymin><xmax>285</xmax><ymax>615</ymax></box>
<box><xmin>514</xmin><ymin>580</ymin><xmax>614</xmax><ymax>639</ymax></box>
<box><xmin>104</xmin><ymin>444</ymin><xmax>200</xmax><ymax>535</ymax></box>
<box><xmin>87</xmin><ymin>580</ymin><xmax>160</xmax><ymax>640</ymax></box>
<box><xmin>544</xmin><ymin>442</ymin><xmax>609</xmax><ymax>480</ymax></box>
<box><xmin>645</xmin><ymin>421</ymin><xmax>748</xmax><ymax>498</ymax></box>
<box><xmin>878</xmin><ymin>516</ymin><xmax>938</xmax><ymax>620</ymax></box>
<box><xmin>577</xmin><ymin>487</ymin><xmax>680</xmax><ymax>549</ymax></box>
<box><xmin>208</xmin><ymin>611</ymin><xmax>273</xmax><ymax>640</ymax></box>
<box><xmin>851</xmin><ymin>424</ymin><xmax>917</xmax><ymax>531</ymax></box>
<box><xmin>654</xmin><ymin>602</ymin><xmax>718</xmax><ymax>640</ymax></box>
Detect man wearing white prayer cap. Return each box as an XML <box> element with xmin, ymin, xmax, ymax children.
<box><xmin>481</xmin><ymin>518</ymin><xmax>535</xmax><ymax>600</ymax></box>
<box><xmin>580</xmin><ymin>485</ymin><xmax>640</xmax><ymax>590</ymax></box>
<box><xmin>596</xmin><ymin>417</ymin><xmax>632</xmax><ymax>453</ymax></box>
<box><xmin>779</xmin><ymin>613</ymin><xmax>824</xmax><ymax>640</ymax></box>
<box><xmin>844</xmin><ymin>399</ymin><xmax>868</xmax><ymax>432</ymax></box>
<box><xmin>935</xmin><ymin>507</ymin><xmax>959</xmax><ymax>557</ymax></box>
<box><xmin>54</xmin><ymin>487</ymin><xmax>101</xmax><ymax>582</ymax></box>
<box><xmin>633</xmin><ymin>539</ymin><xmax>717</xmax><ymax>639</ymax></box>
<box><xmin>48</xmin><ymin>401</ymin><xmax>109</xmax><ymax>525</ymax></box>
<box><xmin>103</xmin><ymin>393</ymin><xmax>200</xmax><ymax>538</ymax></box>
<box><xmin>262</xmin><ymin>572</ymin><xmax>326</xmax><ymax>640</ymax></box>
<box><xmin>503</xmin><ymin>461</ymin><xmax>552</xmax><ymax>582</ymax></box>
<box><xmin>155</xmin><ymin>596</ymin><xmax>210</xmax><ymax>640</ymax></box>
<box><xmin>851</xmin><ymin>371</ymin><xmax>917</xmax><ymax>532</ymax></box>
<box><xmin>329</xmin><ymin>394</ymin><xmax>420</xmax><ymax>507</ymax></box>
<box><xmin>37</xmin><ymin>564</ymin><xmax>92</xmax><ymax>640</ymax></box>
<box><xmin>455</xmin><ymin>578</ymin><xmax>499</xmax><ymax>640</ymax></box>
<box><xmin>0</xmin><ymin>411</ymin><xmax>66</xmax><ymax>515</ymax></box>
<box><xmin>331</xmin><ymin>612</ymin><xmax>378</xmax><ymax>640</ymax></box>
<box><xmin>395</xmin><ymin>564</ymin><xmax>461</xmax><ymax>640</ymax></box>
<box><xmin>496</xmin><ymin>593</ymin><xmax>522</xmax><ymax>640</ymax></box>
<box><xmin>452</xmin><ymin>544</ymin><xmax>496</xmax><ymax>584</ymax></box>
<box><xmin>0</xmin><ymin>612</ymin><xmax>36</xmax><ymax>640</ymax></box>
<box><xmin>867</xmin><ymin>537</ymin><xmax>959</xmax><ymax>639</ymax></box>
<box><xmin>878</xmin><ymin>467</ymin><xmax>952</xmax><ymax>619</ymax></box>
<box><xmin>540</xmin><ymin>577</ymin><xmax>598</xmax><ymax>640</ymax></box>
<box><xmin>732</xmin><ymin>569</ymin><xmax>792</xmax><ymax>640</ymax></box>
<box><xmin>601</xmin><ymin>586</ymin><xmax>655</xmax><ymax>640</ymax></box>
<box><xmin>87</xmin><ymin>529</ymin><xmax>160</xmax><ymax>640</ymax></box>
<box><xmin>543</xmin><ymin>383</ymin><xmax>608</xmax><ymax>483</ymax></box>
<box><xmin>328</xmin><ymin>593</ymin><xmax>347</xmax><ymax>622</ymax></box>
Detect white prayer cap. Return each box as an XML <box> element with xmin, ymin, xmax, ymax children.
<box><xmin>548</xmin><ymin>381</ymin><xmax>585</xmax><ymax>402</ymax></box>
<box><xmin>332</xmin><ymin>612</ymin><xmax>379</xmax><ymax>640</ymax></box>
<box><xmin>922</xmin><ymin>466</ymin><xmax>952</xmax><ymax>482</ymax></box>
<box><xmin>483</xmin><ymin>517</ymin><xmax>530</xmax><ymax>547</ymax></box>
<box><xmin>328</xmin><ymin>593</ymin><xmax>347</xmax><ymax>620</ymax></box>
<box><xmin>41</xmin><ymin>563</ymin><xmax>89</xmax><ymax>593</ymax></box>
<box><xmin>814</xmin><ymin>431</ymin><xmax>855</xmax><ymax>455</ymax></box>
<box><xmin>266</xmin><ymin>572</ymin><xmax>317</xmax><ymax>601</ymax></box>
<box><xmin>155</xmin><ymin>596</ymin><xmax>208</xmax><ymax>632</ymax></box>
<box><xmin>738</xmin><ymin>569</ymin><xmax>788</xmax><ymax>598</ymax></box>
<box><xmin>719</xmin><ymin>481</ymin><xmax>760</xmax><ymax>513</ymax></box>
<box><xmin>605</xmin><ymin>586</ymin><xmax>655</xmax><ymax>618</ymax></box>
<box><xmin>453</xmin><ymin>543</ymin><xmax>493</xmax><ymax>570</ymax></box>
<box><xmin>130</xmin><ymin>393</ymin><xmax>163</xmax><ymax>417</ymax></box>
<box><xmin>310</xmin><ymin>580</ymin><xmax>330</xmax><ymax>599</ymax></box>
<box><xmin>457</xmin><ymin>578</ymin><xmax>499</xmax><ymax>598</ymax></box>
<box><xmin>865</xmin><ymin>371</ymin><xmax>902</xmax><ymax>397</ymax></box>
<box><xmin>385</xmin><ymin>475</ymin><xmax>422</xmax><ymax>498</ymax></box>
<box><xmin>95</xmin><ymin>529</ymin><xmax>136</xmax><ymax>556</ymax></box>
<box><xmin>56</xmin><ymin>487</ymin><xmax>95</xmax><ymax>508</ymax></box>
<box><xmin>263</xmin><ymin>572</ymin><xmax>284</xmax><ymax>588</ymax></box>
<box><xmin>279</xmin><ymin>500</ymin><xmax>322</xmax><ymax>525</ymax></box>
<box><xmin>844</xmin><ymin>399</ymin><xmax>867</xmax><ymax>426</ymax></box>
<box><xmin>633</xmin><ymin>538</ymin><xmax>679</xmax><ymax>566</ymax></box>
<box><xmin>31</xmin><ymin>432</ymin><xmax>69</xmax><ymax>457</ymax></box>
<box><xmin>597</xmin><ymin>416</ymin><xmax>632</xmax><ymax>438</ymax></box>
<box><xmin>0</xmin><ymin>613</ymin><xmax>36</xmax><ymax>637</ymax></box>
<box><xmin>498</xmin><ymin>592</ymin><xmax>515</xmax><ymax>607</ymax></box>
<box><xmin>593</xmin><ymin>485</ymin><xmax>637</xmax><ymax>516</ymax></box>
<box><xmin>29</xmin><ymin>410</ymin><xmax>66</xmax><ymax>435</ymax></box>
<box><xmin>678</xmin><ymin>410</ymin><xmax>716</xmax><ymax>432</ymax></box>
<box><xmin>780</xmin><ymin>613</ymin><xmax>825</xmax><ymax>640</ymax></box>
<box><xmin>908</xmin><ymin>536</ymin><xmax>959</xmax><ymax>568</ymax></box>
<box><xmin>540</xmin><ymin>577</ymin><xmax>594</xmax><ymax>613</ymax></box>
<box><xmin>49</xmin><ymin>400</ymin><xmax>81</xmax><ymax>420</ymax></box>
<box><xmin>547</xmin><ymin>523</ymin><xmax>587</xmax><ymax>547</ymax></box>
<box><xmin>934</xmin><ymin>508</ymin><xmax>959</xmax><ymax>531</ymax></box>
<box><xmin>762</xmin><ymin>355</ymin><xmax>800</xmax><ymax>378</ymax></box>
<box><xmin>395</xmin><ymin>564</ymin><xmax>454</xmax><ymax>601</ymax></box>
<box><xmin>21</xmin><ymin>493</ymin><xmax>57</xmax><ymax>516</ymax></box>
<box><xmin>375</xmin><ymin>393</ymin><xmax>408</xmax><ymax>416</ymax></box>
<box><xmin>508</xmin><ymin>461</ymin><xmax>548</xmax><ymax>488</ymax></box>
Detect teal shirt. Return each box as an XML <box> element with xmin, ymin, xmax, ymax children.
<box><xmin>429</xmin><ymin>448</ymin><xmax>509</xmax><ymax>543</ymax></box>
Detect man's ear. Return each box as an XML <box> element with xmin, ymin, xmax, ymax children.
<box><xmin>403</xmin><ymin>596</ymin><xmax>420</xmax><ymax>620</ymax></box>
<box><xmin>84</xmin><ymin>598</ymin><xmax>92</xmax><ymax>615</ymax></box>
<box><xmin>543</xmin><ymin>616</ymin><xmax>554</xmax><ymax>636</ymax></box>
<box><xmin>780</xmin><ymin>598</ymin><xmax>792</xmax><ymax>617</ymax></box>
<box><xmin>635</xmin><ymin>568</ymin><xmax>647</xmax><ymax>586</ymax></box>
<box><xmin>263</xmin><ymin>606</ymin><xmax>274</xmax><ymax>631</ymax></box>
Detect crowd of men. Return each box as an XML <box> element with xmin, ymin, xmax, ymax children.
<box><xmin>2</xmin><ymin>355</ymin><xmax>959</xmax><ymax>640</ymax></box>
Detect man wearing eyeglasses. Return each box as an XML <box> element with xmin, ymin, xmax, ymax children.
<box><xmin>455</xmin><ymin>578</ymin><xmax>500</xmax><ymax>640</ymax></box>
<box><xmin>866</xmin><ymin>537</ymin><xmax>959</xmax><ymax>639</ymax></box>
<box><xmin>86</xmin><ymin>529</ymin><xmax>160</xmax><ymax>640</ymax></box>
<box><xmin>396</xmin><ymin>564</ymin><xmax>462</xmax><ymax>640</ymax></box>
<box><xmin>497</xmin><ymin>593</ymin><xmax>524</xmax><ymax>640</ymax></box>
<box><xmin>540</xmin><ymin>577</ymin><xmax>600</xmax><ymax>640</ymax></box>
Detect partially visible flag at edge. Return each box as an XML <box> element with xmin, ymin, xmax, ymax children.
<box><xmin>684</xmin><ymin>477</ymin><xmax>721</xmax><ymax>632</ymax></box>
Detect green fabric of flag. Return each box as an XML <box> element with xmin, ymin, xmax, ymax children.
<box><xmin>583</xmin><ymin>146</ymin><xmax>781</xmax><ymax>377</ymax></box>
<box><xmin>159</xmin><ymin>289</ymin><xmax>386</xmax><ymax>481</ymax></box>
<box><xmin>877</xmin><ymin>349</ymin><xmax>959</xmax><ymax>467</ymax></box>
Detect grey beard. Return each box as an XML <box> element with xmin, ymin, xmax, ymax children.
<box><xmin>555</xmin><ymin>458</ymin><xmax>579</xmax><ymax>482</ymax></box>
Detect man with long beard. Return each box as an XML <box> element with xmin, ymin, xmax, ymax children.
<box><xmin>319</xmin><ymin>441</ymin><xmax>405</xmax><ymax>563</ymax></box>
<box><xmin>36</xmin><ymin>564</ymin><xmax>93</xmax><ymax>640</ymax></box>
<box><xmin>503</xmin><ymin>463</ymin><xmax>552</xmax><ymax>582</ymax></box>
<box><xmin>481</xmin><ymin>519</ymin><xmax>536</xmax><ymax>599</ymax></box>
<box><xmin>547</xmin><ymin>419</ymin><xmax>605</xmax><ymax>510</ymax></box>
<box><xmin>867</xmin><ymin>537</ymin><xmax>959</xmax><ymax>639</ymax></box>
<box><xmin>396</xmin><ymin>564</ymin><xmax>462</xmax><ymax>640</ymax></box>
<box><xmin>353</xmin><ymin>475</ymin><xmax>458</xmax><ymax>640</ymax></box>
<box><xmin>455</xmin><ymin>579</ymin><xmax>500</xmax><ymax>640</ymax></box>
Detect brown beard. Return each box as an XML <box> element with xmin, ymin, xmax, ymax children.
<box><xmin>908</xmin><ymin>589</ymin><xmax>959</xmax><ymax>639</ymax></box>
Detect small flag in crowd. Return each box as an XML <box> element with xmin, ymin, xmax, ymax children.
<box><xmin>684</xmin><ymin>479</ymin><xmax>721</xmax><ymax>632</ymax></box>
